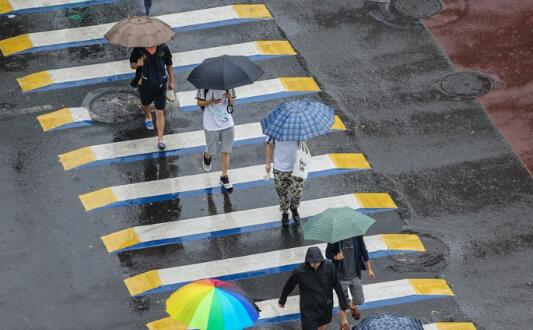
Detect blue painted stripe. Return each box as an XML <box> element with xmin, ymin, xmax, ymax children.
<box><xmin>75</xmin><ymin>136</ymin><xmax>266</xmax><ymax>170</ymax></box>
<box><xmin>180</xmin><ymin>90</ymin><xmax>320</xmax><ymax>113</ymax></box>
<box><xmin>1</xmin><ymin>0</ymin><xmax>120</xmax><ymax>16</ymax></box>
<box><xmin>13</xmin><ymin>18</ymin><xmax>264</xmax><ymax>55</ymax></box>
<box><xmin>255</xmin><ymin>295</ymin><xmax>451</xmax><ymax>325</ymax></box>
<box><xmin>26</xmin><ymin>54</ymin><xmax>287</xmax><ymax>93</ymax></box>
<box><xmin>133</xmin><ymin>250</ymin><xmax>415</xmax><ymax>297</ymax></box>
<box><xmin>50</xmin><ymin>120</ymin><xmax>92</xmax><ymax>131</ymax></box>
<box><xmin>95</xmin><ymin>168</ymin><xmax>358</xmax><ymax>211</ymax></box>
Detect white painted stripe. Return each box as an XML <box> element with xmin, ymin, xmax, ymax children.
<box><xmin>8</xmin><ymin>0</ymin><xmax>100</xmax><ymax>11</ymax></box>
<box><xmin>112</xmin><ymin>154</ymin><xmax>336</xmax><ymax>201</ymax></box>
<box><xmin>152</xmin><ymin>238</ymin><xmax>404</xmax><ymax>286</ymax></box>
<box><xmin>424</xmin><ymin>325</ymin><xmax>439</xmax><ymax>330</ymax></box>
<box><xmin>26</xmin><ymin>5</ymin><xmax>264</xmax><ymax>49</ymax></box>
<box><xmin>69</xmin><ymin>107</ymin><xmax>91</xmax><ymax>122</ymax></box>
<box><xmin>47</xmin><ymin>41</ymin><xmax>261</xmax><ymax>85</ymax></box>
<box><xmin>257</xmin><ymin>279</ymin><xmax>418</xmax><ymax>319</ymax></box>
<box><xmin>136</xmin><ymin>194</ymin><xmax>360</xmax><ymax>244</ymax></box>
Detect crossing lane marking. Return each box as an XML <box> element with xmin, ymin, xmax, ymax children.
<box><xmin>101</xmin><ymin>193</ymin><xmax>397</xmax><ymax>253</ymax></box>
<box><xmin>146</xmin><ymin>278</ymin><xmax>454</xmax><ymax>328</ymax></box>
<box><xmin>17</xmin><ymin>40</ymin><xmax>297</xmax><ymax>92</ymax></box>
<box><xmin>79</xmin><ymin>153</ymin><xmax>371</xmax><ymax>211</ymax></box>
<box><xmin>0</xmin><ymin>4</ymin><xmax>272</xmax><ymax>56</ymax></box>
<box><xmin>124</xmin><ymin>236</ymin><xmax>425</xmax><ymax>296</ymax></box>
<box><xmin>37</xmin><ymin>77</ymin><xmax>321</xmax><ymax>132</ymax></box>
<box><xmin>0</xmin><ymin>0</ymin><xmax>118</xmax><ymax>16</ymax></box>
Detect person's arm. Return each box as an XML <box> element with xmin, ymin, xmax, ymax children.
<box><xmin>332</xmin><ymin>264</ymin><xmax>349</xmax><ymax>311</ymax></box>
<box><xmin>359</xmin><ymin>237</ymin><xmax>374</xmax><ymax>280</ymax></box>
<box><xmin>196</xmin><ymin>90</ymin><xmax>221</xmax><ymax>110</ymax></box>
<box><xmin>265</xmin><ymin>139</ymin><xmax>273</xmax><ymax>175</ymax></box>
<box><xmin>278</xmin><ymin>270</ymin><xmax>299</xmax><ymax>307</ymax></box>
<box><xmin>130</xmin><ymin>48</ymin><xmax>144</xmax><ymax>70</ymax></box>
<box><xmin>167</xmin><ymin>64</ymin><xmax>174</xmax><ymax>90</ymax></box>
<box><xmin>325</xmin><ymin>243</ymin><xmax>334</xmax><ymax>260</ymax></box>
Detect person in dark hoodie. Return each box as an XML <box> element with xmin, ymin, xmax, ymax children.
<box><xmin>326</xmin><ymin>236</ymin><xmax>375</xmax><ymax>327</ymax></box>
<box><xmin>278</xmin><ymin>246</ymin><xmax>350</xmax><ymax>330</ymax></box>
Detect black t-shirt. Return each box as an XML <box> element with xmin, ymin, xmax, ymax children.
<box><xmin>130</xmin><ymin>44</ymin><xmax>172</xmax><ymax>88</ymax></box>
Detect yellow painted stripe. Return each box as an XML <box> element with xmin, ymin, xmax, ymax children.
<box><xmin>409</xmin><ymin>279</ymin><xmax>454</xmax><ymax>296</ymax></box>
<box><xmin>37</xmin><ymin>108</ymin><xmax>74</xmax><ymax>132</ymax></box>
<box><xmin>124</xmin><ymin>270</ymin><xmax>162</xmax><ymax>297</ymax></box>
<box><xmin>17</xmin><ymin>71</ymin><xmax>53</xmax><ymax>92</ymax></box>
<box><xmin>79</xmin><ymin>187</ymin><xmax>118</xmax><ymax>211</ymax></box>
<box><xmin>0</xmin><ymin>34</ymin><xmax>32</xmax><ymax>56</ymax></box>
<box><xmin>329</xmin><ymin>153</ymin><xmax>371</xmax><ymax>169</ymax></box>
<box><xmin>146</xmin><ymin>317</ymin><xmax>187</xmax><ymax>330</ymax></box>
<box><xmin>279</xmin><ymin>77</ymin><xmax>320</xmax><ymax>92</ymax></box>
<box><xmin>331</xmin><ymin>115</ymin><xmax>347</xmax><ymax>131</ymax></box>
<box><xmin>0</xmin><ymin>0</ymin><xmax>12</xmax><ymax>15</ymax></box>
<box><xmin>58</xmin><ymin>146</ymin><xmax>97</xmax><ymax>171</ymax></box>
<box><xmin>101</xmin><ymin>228</ymin><xmax>140</xmax><ymax>253</ymax></box>
<box><xmin>232</xmin><ymin>4</ymin><xmax>272</xmax><ymax>19</ymax></box>
<box><xmin>435</xmin><ymin>323</ymin><xmax>476</xmax><ymax>330</ymax></box>
<box><xmin>256</xmin><ymin>40</ymin><xmax>297</xmax><ymax>55</ymax></box>
<box><xmin>355</xmin><ymin>193</ymin><xmax>397</xmax><ymax>209</ymax></box>
<box><xmin>381</xmin><ymin>234</ymin><xmax>425</xmax><ymax>252</ymax></box>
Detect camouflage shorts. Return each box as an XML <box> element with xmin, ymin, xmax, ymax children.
<box><xmin>273</xmin><ymin>169</ymin><xmax>305</xmax><ymax>211</ymax></box>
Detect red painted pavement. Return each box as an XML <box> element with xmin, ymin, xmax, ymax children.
<box><xmin>424</xmin><ymin>0</ymin><xmax>533</xmax><ymax>174</ymax></box>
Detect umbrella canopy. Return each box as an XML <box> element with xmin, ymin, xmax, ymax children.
<box><xmin>186</xmin><ymin>55</ymin><xmax>264</xmax><ymax>90</ymax></box>
<box><xmin>303</xmin><ymin>207</ymin><xmax>376</xmax><ymax>243</ymax></box>
<box><xmin>357</xmin><ymin>313</ymin><xmax>423</xmax><ymax>330</ymax></box>
<box><xmin>260</xmin><ymin>100</ymin><xmax>334</xmax><ymax>141</ymax></box>
<box><xmin>104</xmin><ymin>16</ymin><xmax>175</xmax><ymax>48</ymax></box>
<box><xmin>166</xmin><ymin>279</ymin><xmax>259</xmax><ymax>330</ymax></box>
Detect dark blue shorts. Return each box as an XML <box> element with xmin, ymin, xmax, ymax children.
<box><xmin>139</xmin><ymin>84</ymin><xmax>166</xmax><ymax>110</ymax></box>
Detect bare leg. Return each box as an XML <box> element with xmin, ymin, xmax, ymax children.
<box><xmin>339</xmin><ymin>309</ymin><xmax>349</xmax><ymax>326</ymax></box>
<box><xmin>221</xmin><ymin>152</ymin><xmax>230</xmax><ymax>177</ymax></box>
<box><xmin>143</xmin><ymin>105</ymin><xmax>152</xmax><ymax>120</ymax></box>
<box><xmin>155</xmin><ymin>109</ymin><xmax>165</xmax><ymax>143</ymax></box>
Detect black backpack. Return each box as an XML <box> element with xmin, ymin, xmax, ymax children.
<box><xmin>140</xmin><ymin>45</ymin><xmax>168</xmax><ymax>91</ymax></box>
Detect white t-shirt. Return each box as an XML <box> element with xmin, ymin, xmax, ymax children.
<box><xmin>196</xmin><ymin>89</ymin><xmax>235</xmax><ymax>131</ymax></box>
<box><xmin>267</xmin><ymin>137</ymin><xmax>298</xmax><ymax>172</ymax></box>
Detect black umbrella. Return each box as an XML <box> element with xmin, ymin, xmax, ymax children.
<box><xmin>187</xmin><ymin>55</ymin><xmax>264</xmax><ymax>90</ymax></box>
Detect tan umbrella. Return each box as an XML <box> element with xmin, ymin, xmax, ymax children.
<box><xmin>104</xmin><ymin>16</ymin><xmax>175</xmax><ymax>48</ymax></box>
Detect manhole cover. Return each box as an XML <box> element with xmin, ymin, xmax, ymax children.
<box><xmin>84</xmin><ymin>88</ymin><xmax>143</xmax><ymax>123</ymax></box>
<box><xmin>391</xmin><ymin>0</ymin><xmax>444</xmax><ymax>20</ymax></box>
<box><xmin>440</xmin><ymin>71</ymin><xmax>496</xmax><ymax>98</ymax></box>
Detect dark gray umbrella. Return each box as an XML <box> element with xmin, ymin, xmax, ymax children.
<box><xmin>187</xmin><ymin>55</ymin><xmax>264</xmax><ymax>90</ymax></box>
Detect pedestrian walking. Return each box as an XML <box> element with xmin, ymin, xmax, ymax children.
<box><xmin>278</xmin><ymin>246</ymin><xmax>350</xmax><ymax>330</ymax></box>
<box><xmin>130</xmin><ymin>43</ymin><xmax>174</xmax><ymax>150</ymax></box>
<box><xmin>196</xmin><ymin>88</ymin><xmax>236</xmax><ymax>190</ymax></box>
<box><xmin>326</xmin><ymin>235</ymin><xmax>375</xmax><ymax>327</ymax></box>
<box><xmin>264</xmin><ymin>138</ymin><xmax>304</xmax><ymax>226</ymax></box>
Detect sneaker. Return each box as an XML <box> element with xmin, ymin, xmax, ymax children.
<box><xmin>202</xmin><ymin>153</ymin><xmax>212</xmax><ymax>172</ymax></box>
<box><xmin>281</xmin><ymin>212</ymin><xmax>290</xmax><ymax>227</ymax></box>
<box><xmin>290</xmin><ymin>207</ymin><xmax>301</xmax><ymax>225</ymax></box>
<box><xmin>144</xmin><ymin>119</ymin><xmax>154</xmax><ymax>130</ymax></box>
<box><xmin>220</xmin><ymin>175</ymin><xmax>233</xmax><ymax>191</ymax></box>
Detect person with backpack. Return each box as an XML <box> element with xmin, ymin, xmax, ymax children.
<box><xmin>264</xmin><ymin>137</ymin><xmax>305</xmax><ymax>226</ymax></box>
<box><xmin>130</xmin><ymin>43</ymin><xmax>174</xmax><ymax>150</ymax></box>
<box><xmin>196</xmin><ymin>88</ymin><xmax>236</xmax><ymax>190</ymax></box>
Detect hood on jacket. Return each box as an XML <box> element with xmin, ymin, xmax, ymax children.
<box><xmin>305</xmin><ymin>246</ymin><xmax>325</xmax><ymax>264</ymax></box>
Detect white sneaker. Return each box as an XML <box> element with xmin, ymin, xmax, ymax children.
<box><xmin>202</xmin><ymin>153</ymin><xmax>212</xmax><ymax>172</ymax></box>
<box><xmin>220</xmin><ymin>175</ymin><xmax>233</xmax><ymax>190</ymax></box>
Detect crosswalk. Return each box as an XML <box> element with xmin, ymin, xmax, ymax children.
<box><xmin>4</xmin><ymin>1</ymin><xmax>473</xmax><ymax>329</ymax></box>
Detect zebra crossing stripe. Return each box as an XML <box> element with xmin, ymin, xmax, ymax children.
<box><xmin>124</xmin><ymin>237</ymin><xmax>425</xmax><ymax>297</ymax></box>
<box><xmin>424</xmin><ymin>323</ymin><xmax>477</xmax><ymax>330</ymax></box>
<box><xmin>17</xmin><ymin>40</ymin><xmax>297</xmax><ymax>92</ymax></box>
<box><xmin>0</xmin><ymin>4</ymin><xmax>272</xmax><ymax>56</ymax></box>
<box><xmin>0</xmin><ymin>0</ymin><xmax>117</xmax><ymax>16</ymax></box>
<box><xmin>59</xmin><ymin>112</ymin><xmax>339</xmax><ymax>171</ymax></box>
<box><xmin>37</xmin><ymin>77</ymin><xmax>321</xmax><ymax>132</ymax></box>
<box><xmin>101</xmin><ymin>193</ymin><xmax>397</xmax><ymax>253</ymax></box>
<box><xmin>146</xmin><ymin>279</ymin><xmax>454</xmax><ymax>328</ymax></box>
<box><xmin>78</xmin><ymin>153</ymin><xmax>371</xmax><ymax>211</ymax></box>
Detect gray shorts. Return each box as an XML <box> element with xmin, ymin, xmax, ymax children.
<box><xmin>340</xmin><ymin>276</ymin><xmax>365</xmax><ymax>305</ymax></box>
<box><xmin>205</xmin><ymin>126</ymin><xmax>235</xmax><ymax>155</ymax></box>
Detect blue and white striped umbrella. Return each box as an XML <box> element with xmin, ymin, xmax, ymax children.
<box><xmin>260</xmin><ymin>99</ymin><xmax>335</xmax><ymax>141</ymax></box>
<box><xmin>356</xmin><ymin>313</ymin><xmax>423</xmax><ymax>330</ymax></box>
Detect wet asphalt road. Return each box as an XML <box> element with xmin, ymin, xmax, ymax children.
<box><xmin>1</xmin><ymin>1</ymin><xmax>533</xmax><ymax>329</ymax></box>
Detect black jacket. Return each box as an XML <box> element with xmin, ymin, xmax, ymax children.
<box><xmin>325</xmin><ymin>236</ymin><xmax>369</xmax><ymax>279</ymax></box>
<box><xmin>278</xmin><ymin>247</ymin><xmax>349</xmax><ymax>323</ymax></box>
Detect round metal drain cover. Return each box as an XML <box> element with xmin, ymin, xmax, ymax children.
<box><xmin>84</xmin><ymin>88</ymin><xmax>143</xmax><ymax>123</ymax></box>
<box><xmin>440</xmin><ymin>71</ymin><xmax>495</xmax><ymax>98</ymax></box>
<box><xmin>391</xmin><ymin>0</ymin><xmax>444</xmax><ymax>20</ymax></box>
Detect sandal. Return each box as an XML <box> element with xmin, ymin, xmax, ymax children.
<box><xmin>144</xmin><ymin>119</ymin><xmax>154</xmax><ymax>130</ymax></box>
<box><xmin>341</xmin><ymin>322</ymin><xmax>350</xmax><ymax>330</ymax></box>
<box><xmin>157</xmin><ymin>142</ymin><xmax>166</xmax><ymax>150</ymax></box>
<box><xmin>351</xmin><ymin>306</ymin><xmax>361</xmax><ymax>320</ymax></box>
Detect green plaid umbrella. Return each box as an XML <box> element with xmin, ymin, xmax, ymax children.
<box><xmin>303</xmin><ymin>207</ymin><xmax>376</xmax><ymax>243</ymax></box>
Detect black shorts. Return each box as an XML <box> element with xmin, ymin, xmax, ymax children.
<box><xmin>139</xmin><ymin>84</ymin><xmax>166</xmax><ymax>110</ymax></box>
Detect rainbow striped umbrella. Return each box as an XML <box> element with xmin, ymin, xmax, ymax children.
<box><xmin>166</xmin><ymin>279</ymin><xmax>259</xmax><ymax>330</ymax></box>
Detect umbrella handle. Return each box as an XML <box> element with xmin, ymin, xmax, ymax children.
<box><xmin>227</xmin><ymin>104</ymin><xmax>234</xmax><ymax>114</ymax></box>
